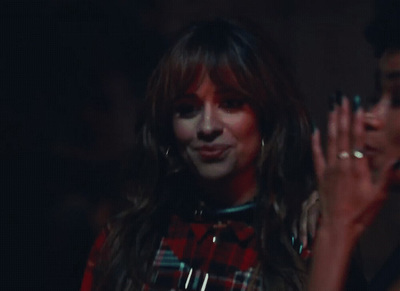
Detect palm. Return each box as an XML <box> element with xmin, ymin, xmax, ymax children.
<box><xmin>312</xmin><ymin>98</ymin><xmax>390</xmax><ymax>235</ymax></box>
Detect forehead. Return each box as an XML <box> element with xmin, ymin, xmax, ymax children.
<box><xmin>379</xmin><ymin>50</ymin><xmax>400</xmax><ymax>82</ymax></box>
<box><xmin>184</xmin><ymin>66</ymin><xmax>244</xmax><ymax>95</ymax></box>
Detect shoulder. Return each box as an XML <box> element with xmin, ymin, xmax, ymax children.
<box><xmin>80</xmin><ymin>228</ymin><xmax>109</xmax><ymax>291</ymax></box>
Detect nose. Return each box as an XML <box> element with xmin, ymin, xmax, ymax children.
<box><xmin>197</xmin><ymin>103</ymin><xmax>223</xmax><ymax>141</ymax></box>
<box><xmin>364</xmin><ymin>104</ymin><xmax>384</xmax><ymax>131</ymax></box>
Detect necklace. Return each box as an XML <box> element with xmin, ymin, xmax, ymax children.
<box><xmin>193</xmin><ymin>201</ymin><xmax>256</xmax><ymax>224</ymax></box>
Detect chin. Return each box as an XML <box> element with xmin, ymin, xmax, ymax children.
<box><xmin>194</xmin><ymin>163</ymin><xmax>235</xmax><ymax>181</ymax></box>
<box><xmin>198</xmin><ymin>172</ymin><xmax>230</xmax><ymax>181</ymax></box>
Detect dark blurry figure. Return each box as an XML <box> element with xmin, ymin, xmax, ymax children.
<box><xmin>1</xmin><ymin>1</ymin><xmax>165</xmax><ymax>290</ymax></box>
<box><xmin>308</xmin><ymin>1</ymin><xmax>400</xmax><ymax>290</ymax></box>
<box><xmin>344</xmin><ymin>1</ymin><xmax>400</xmax><ymax>290</ymax></box>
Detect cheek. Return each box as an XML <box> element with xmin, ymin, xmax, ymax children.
<box><xmin>172</xmin><ymin>118</ymin><xmax>195</xmax><ymax>145</ymax></box>
<box><xmin>385</xmin><ymin>110</ymin><xmax>400</xmax><ymax>157</ymax></box>
<box><xmin>226</xmin><ymin>110</ymin><xmax>259</xmax><ymax>137</ymax></box>
<box><xmin>238</xmin><ymin>123</ymin><xmax>260</xmax><ymax>144</ymax></box>
<box><xmin>228</xmin><ymin>114</ymin><xmax>261</xmax><ymax>156</ymax></box>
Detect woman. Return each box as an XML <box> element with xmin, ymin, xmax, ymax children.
<box><xmin>308</xmin><ymin>90</ymin><xmax>400</xmax><ymax>291</ymax></box>
<box><xmin>308</xmin><ymin>3</ymin><xmax>400</xmax><ymax>287</ymax></box>
<box><xmin>82</xmin><ymin>19</ymin><xmax>315</xmax><ymax>290</ymax></box>
<box><xmin>343</xmin><ymin>47</ymin><xmax>400</xmax><ymax>291</ymax></box>
<box><xmin>348</xmin><ymin>91</ymin><xmax>400</xmax><ymax>291</ymax></box>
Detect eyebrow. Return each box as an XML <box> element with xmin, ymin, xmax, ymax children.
<box><xmin>215</xmin><ymin>88</ymin><xmax>236</xmax><ymax>95</ymax></box>
<box><xmin>216</xmin><ymin>86</ymin><xmax>248</xmax><ymax>98</ymax></box>
<box><xmin>174</xmin><ymin>93</ymin><xmax>198</xmax><ymax>101</ymax></box>
<box><xmin>175</xmin><ymin>86</ymin><xmax>245</xmax><ymax>102</ymax></box>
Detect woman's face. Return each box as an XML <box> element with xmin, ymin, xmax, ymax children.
<box><xmin>172</xmin><ymin>72</ymin><xmax>261</xmax><ymax>182</ymax></box>
<box><xmin>365</xmin><ymin>92</ymin><xmax>400</xmax><ymax>171</ymax></box>
<box><xmin>365</xmin><ymin>50</ymin><xmax>400</xmax><ymax>173</ymax></box>
<box><xmin>364</xmin><ymin>49</ymin><xmax>400</xmax><ymax>225</ymax></box>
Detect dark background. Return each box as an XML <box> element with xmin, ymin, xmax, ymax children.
<box><xmin>1</xmin><ymin>0</ymin><xmax>377</xmax><ymax>290</ymax></box>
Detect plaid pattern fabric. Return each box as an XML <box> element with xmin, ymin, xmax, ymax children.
<box><xmin>142</xmin><ymin>215</ymin><xmax>262</xmax><ymax>291</ymax></box>
<box><xmin>81</xmin><ymin>229</ymin><xmax>107</xmax><ymax>291</ymax></box>
<box><xmin>81</xmin><ymin>215</ymin><xmax>262</xmax><ymax>291</ymax></box>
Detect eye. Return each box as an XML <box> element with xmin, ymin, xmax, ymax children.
<box><xmin>173</xmin><ymin>100</ymin><xmax>200</xmax><ymax>118</ymax></box>
<box><xmin>219</xmin><ymin>97</ymin><xmax>247</xmax><ymax>112</ymax></box>
<box><xmin>367</xmin><ymin>94</ymin><xmax>381</xmax><ymax>109</ymax></box>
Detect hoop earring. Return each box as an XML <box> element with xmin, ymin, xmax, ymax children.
<box><xmin>162</xmin><ymin>146</ymin><xmax>184</xmax><ymax>175</ymax></box>
<box><xmin>260</xmin><ymin>138</ymin><xmax>266</xmax><ymax>161</ymax></box>
<box><xmin>164</xmin><ymin>147</ymin><xmax>170</xmax><ymax>158</ymax></box>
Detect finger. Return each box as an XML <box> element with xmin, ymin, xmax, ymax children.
<box><xmin>291</xmin><ymin>218</ymin><xmax>298</xmax><ymax>245</ymax></box>
<box><xmin>351</xmin><ymin>105</ymin><xmax>369</xmax><ymax>171</ymax></box>
<box><xmin>351</xmin><ymin>103</ymin><xmax>365</xmax><ymax>150</ymax></box>
<box><xmin>299</xmin><ymin>201</ymin><xmax>308</xmax><ymax>248</ymax></box>
<box><xmin>298</xmin><ymin>191</ymin><xmax>319</xmax><ymax>248</ymax></box>
<box><xmin>327</xmin><ymin>106</ymin><xmax>338</xmax><ymax>165</ymax></box>
<box><xmin>312</xmin><ymin>129</ymin><xmax>326</xmax><ymax>181</ymax></box>
<box><xmin>306</xmin><ymin>191</ymin><xmax>320</xmax><ymax>238</ymax></box>
<box><xmin>306</xmin><ymin>196</ymin><xmax>320</xmax><ymax>247</ymax></box>
<box><xmin>308</xmin><ymin>190</ymin><xmax>320</xmax><ymax>204</ymax></box>
<box><xmin>307</xmin><ymin>202</ymin><xmax>320</xmax><ymax>238</ymax></box>
<box><xmin>299</xmin><ymin>230</ymin><xmax>307</xmax><ymax>250</ymax></box>
<box><xmin>337</xmin><ymin>97</ymin><xmax>351</xmax><ymax>160</ymax></box>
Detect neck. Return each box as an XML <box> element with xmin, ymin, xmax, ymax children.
<box><xmin>198</xmin><ymin>167</ymin><xmax>258</xmax><ymax>207</ymax></box>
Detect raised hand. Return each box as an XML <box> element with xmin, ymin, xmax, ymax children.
<box><xmin>312</xmin><ymin>96</ymin><xmax>394</xmax><ymax>235</ymax></box>
<box><xmin>308</xmin><ymin>95</ymin><xmax>397</xmax><ymax>291</ymax></box>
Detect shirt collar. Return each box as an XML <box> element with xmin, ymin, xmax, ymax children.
<box><xmin>190</xmin><ymin>220</ymin><xmax>255</xmax><ymax>243</ymax></box>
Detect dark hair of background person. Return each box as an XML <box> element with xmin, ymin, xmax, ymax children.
<box><xmin>364</xmin><ymin>0</ymin><xmax>400</xmax><ymax>103</ymax></box>
<box><xmin>364</xmin><ymin>0</ymin><xmax>400</xmax><ymax>58</ymax></box>
<box><xmin>93</xmin><ymin>19</ymin><xmax>315</xmax><ymax>291</ymax></box>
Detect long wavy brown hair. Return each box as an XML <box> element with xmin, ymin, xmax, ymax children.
<box><xmin>93</xmin><ymin>19</ymin><xmax>315</xmax><ymax>290</ymax></box>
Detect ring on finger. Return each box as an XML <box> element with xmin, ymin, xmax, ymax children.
<box><xmin>337</xmin><ymin>151</ymin><xmax>350</xmax><ymax>160</ymax></box>
<box><xmin>352</xmin><ymin>149</ymin><xmax>364</xmax><ymax>159</ymax></box>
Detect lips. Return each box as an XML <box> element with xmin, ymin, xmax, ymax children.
<box><xmin>195</xmin><ymin>145</ymin><xmax>230</xmax><ymax>161</ymax></box>
<box><xmin>364</xmin><ymin>144</ymin><xmax>381</xmax><ymax>157</ymax></box>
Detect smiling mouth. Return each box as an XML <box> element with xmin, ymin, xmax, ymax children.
<box><xmin>364</xmin><ymin>145</ymin><xmax>381</xmax><ymax>157</ymax></box>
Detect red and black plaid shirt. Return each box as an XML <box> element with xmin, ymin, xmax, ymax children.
<box><xmin>81</xmin><ymin>214</ymin><xmax>262</xmax><ymax>290</ymax></box>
